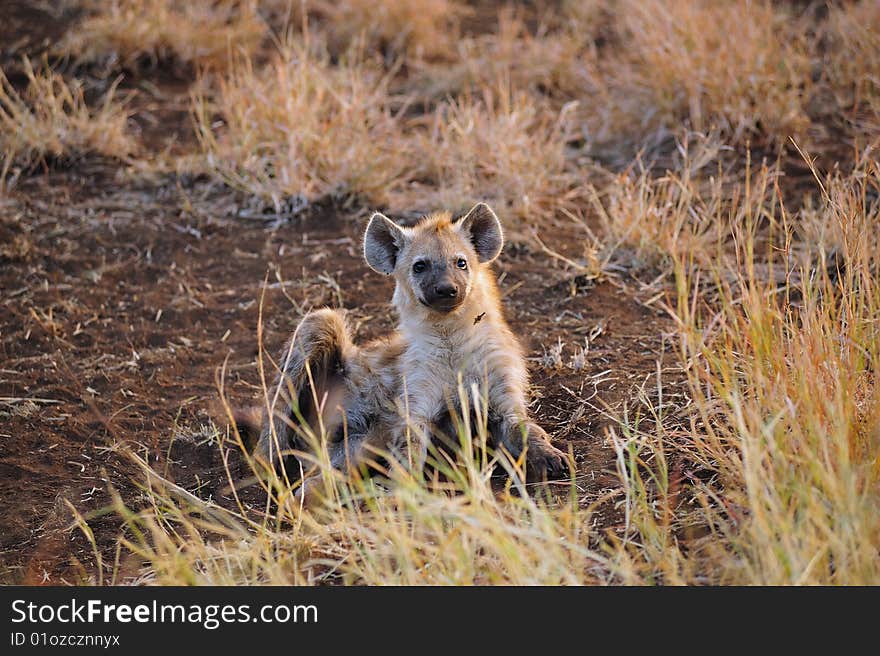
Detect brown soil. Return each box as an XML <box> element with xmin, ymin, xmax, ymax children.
<box><xmin>0</xmin><ymin>2</ymin><xmax>678</xmax><ymax>584</ymax></box>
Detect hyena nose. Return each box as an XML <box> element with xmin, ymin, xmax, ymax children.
<box><xmin>434</xmin><ymin>283</ymin><xmax>458</xmax><ymax>298</ymax></box>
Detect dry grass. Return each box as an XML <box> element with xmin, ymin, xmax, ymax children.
<box><xmin>194</xmin><ymin>39</ymin><xmax>410</xmax><ymax>209</ymax></box>
<box><xmin>0</xmin><ymin>59</ymin><xmax>135</xmax><ymax>179</ymax></box>
<box><xmin>826</xmin><ymin>1</ymin><xmax>880</xmax><ymax>103</ymax></box>
<box><xmin>308</xmin><ymin>0</ymin><xmax>470</xmax><ymax>61</ymax></box>
<box><xmin>654</xmin><ymin>154</ymin><xmax>880</xmax><ymax>583</ymax></box>
<box><xmin>113</xmin><ymin>435</ymin><xmax>601</xmax><ymax>585</ymax></box>
<box><xmin>408</xmin><ymin>0</ymin><xmax>814</xmax><ymax>150</ymax></box>
<box><xmin>407</xmin><ymin>8</ymin><xmax>601</xmax><ymax>104</ymax></box>
<box><xmin>57</xmin><ymin>0</ymin><xmax>469</xmax><ymax>69</ymax></box>
<box><xmin>584</xmin><ymin>134</ymin><xmax>800</xmax><ymax>275</ymax></box>
<box><xmin>57</xmin><ymin>0</ymin><xmax>267</xmax><ymax>69</ymax></box>
<box><xmin>585</xmin><ymin>136</ymin><xmax>735</xmax><ymax>268</ymax></box>
<box><xmin>586</xmin><ymin>147</ymin><xmax>880</xmax><ymax>584</ymax></box>
<box><xmin>392</xmin><ymin>87</ymin><xmax>580</xmax><ymax>221</ymax></box>
<box><xmin>194</xmin><ymin>37</ymin><xmax>580</xmax><ymax>221</ymax></box>
<box><xmin>825</xmin><ymin>0</ymin><xmax>880</xmax><ymax>142</ymax></box>
<box><xmin>586</xmin><ymin>0</ymin><xmax>813</xmax><ymax>148</ymax></box>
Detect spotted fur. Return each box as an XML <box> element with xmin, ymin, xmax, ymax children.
<box><xmin>248</xmin><ymin>202</ymin><xmax>567</xmax><ymax>503</ymax></box>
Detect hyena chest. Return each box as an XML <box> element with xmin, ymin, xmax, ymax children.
<box><xmin>403</xmin><ymin>332</ymin><xmax>496</xmax><ymax>409</ymax></box>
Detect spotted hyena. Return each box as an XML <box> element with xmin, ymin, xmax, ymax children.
<box><xmin>239</xmin><ymin>202</ymin><xmax>567</xmax><ymax>503</ymax></box>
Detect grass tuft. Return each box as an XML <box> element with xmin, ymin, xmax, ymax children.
<box><xmin>57</xmin><ymin>0</ymin><xmax>268</xmax><ymax>70</ymax></box>
<box><xmin>590</xmin><ymin>0</ymin><xmax>813</xmax><ymax>148</ymax></box>
<box><xmin>0</xmin><ymin>59</ymin><xmax>135</xmax><ymax>180</ymax></box>
<box><xmin>194</xmin><ymin>38</ymin><xmax>410</xmax><ymax>209</ymax></box>
<box><xmin>309</xmin><ymin>0</ymin><xmax>470</xmax><ymax>61</ymax></box>
<box><xmin>394</xmin><ymin>87</ymin><xmax>580</xmax><ymax>222</ymax></box>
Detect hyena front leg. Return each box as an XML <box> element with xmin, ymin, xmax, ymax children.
<box><xmin>255</xmin><ymin>309</ymin><xmax>352</xmax><ymax>478</ymax></box>
<box><xmin>489</xmin><ymin>376</ymin><xmax>568</xmax><ymax>480</ymax></box>
<box><xmin>387</xmin><ymin>382</ymin><xmax>439</xmax><ymax>475</ymax></box>
<box><xmin>388</xmin><ymin>411</ymin><xmax>433</xmax><ymax>475</ymax></box>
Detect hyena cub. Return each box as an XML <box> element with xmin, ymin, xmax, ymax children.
<box><xmin>246</xmin><ymin>202</ymin><xmax>567</xmax><ymax>501</ymax></box>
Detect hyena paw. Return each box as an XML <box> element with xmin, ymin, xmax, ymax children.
<box><xmin>525</xmin><ymin>425</ymin><xmax>569</xmax><ymax>480</ymax></box>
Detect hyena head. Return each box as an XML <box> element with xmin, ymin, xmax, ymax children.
<box><xmin>364</xmin><ymin>202</ymin><xmax>504</xmax><ymax>315</ymax></box>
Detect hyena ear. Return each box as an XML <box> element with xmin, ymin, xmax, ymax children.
<box><xmin>364</xmin><ymin>212</ymin><xmax>407</xmax><ymax>274</ymax></box>
<box><xmin>457</xmin><ymin>202</ymin><xmax>504</xmax><ymax>263</ymax></box>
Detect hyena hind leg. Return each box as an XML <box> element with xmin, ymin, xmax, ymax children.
<box><xmin>253</xmin><ymin>308</ymin><xmax>353</xmax><ymax>477</ymax></box>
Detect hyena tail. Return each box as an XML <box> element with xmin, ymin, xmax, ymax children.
<box><xmin>253</xmin><ymin>308</ymin><xmax>353</xmax><ymax>477</ymax></box>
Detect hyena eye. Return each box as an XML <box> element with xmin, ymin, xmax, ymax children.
<box><xmin>456</xmin><ymin>258</ymin><xmax>468</xmax><ymax>270</ymax></box>
<box><xmin>412</xmin><ymin>261</ymin><xmax>426</xmax><ymax>274</ymax></box>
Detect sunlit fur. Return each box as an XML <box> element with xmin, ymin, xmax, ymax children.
<box><xmin>250</xmin><ymin>203</ymin><xmax>566</xmax><ymax>504</ymax></box>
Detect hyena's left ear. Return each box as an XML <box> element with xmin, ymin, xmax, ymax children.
<box><xmin>457</xmin><ymin>202</ymin><xmax>503</xmax><ymax>263</ymax></box>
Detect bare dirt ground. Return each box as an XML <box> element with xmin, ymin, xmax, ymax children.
<box><xmin>0</xmin><ymin>2</ymin><xmax>676</xmax><ymax>584</ymax></box>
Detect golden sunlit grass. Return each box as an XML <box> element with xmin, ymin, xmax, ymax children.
<box><xmin>194</xmin><ymin>39</ymin><xmax>410</xmax><ymax>209</ymax></box>
<box><xmin>584</xmin><ymin>135</ymin><xmax>798</xmax><ymax>274</ymax></box>
<box><xmin>593</xmin><ymin>0</ymin><xmax>813</xmax><ymax>147</ymax></box>
<box><xmin>0</xmin><ymin>60</ymin><xmax>135</xmax><ymax>180</ymax></box>
<box><xmin>826</xmin><ymin>0</ymin><xmax>880</xmax><ymax>102</ymax></box>
<box><xmin>653</xmin><ymin>154</ymin><xmax>880</xmax><ymax>583</ymax></box>
<box><xmin>194</xmin><ymin>37</ymin><xmax>580</xmax><ymax>221</ymax></box>
<box><xmin>585</xmin><ymin>137</ymin><xmax>735</xmax><ymax>268</ymax></box>
<box><xmin>394</xmin><ymin>87</ymin><xmax>580</xmax><ymax>222</ymax></box>
<box><xmin>186</xmin><ymin>1</ymin><xmax>829</xmax><ymax>221</ymax></box>
<box><xmin>598</xmin><ymin>149</ymin><xmax>880</xmax><ymax>584</ymax></box>
<box><xmin>112</xmin><ymin>433</ymin><xmax>601</xmax><ymax>585</ymax></box>
<box><xmin>58</xmin><ymin>0</ymin><xmax>267</xmax><ymax>69</ymax></box>
<box><xmin>408</xmin><ymin>8</ymin><xmax>599</xmax><ymax>104</ymax></box>
<box><xmin>825</xmin><ymin>0</ymin><xmax>880</xmax><ymax>141</ymax></box>
<box><xmin>309</xmin><ymin>0</ymin><xmax>470</xmax><ymax>61</ymax></box>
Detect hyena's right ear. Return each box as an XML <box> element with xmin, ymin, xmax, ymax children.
<box><xmin>364</xmin><ymin>212</ymin><xmax>407</xmax><ymax>274</ymax></box>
